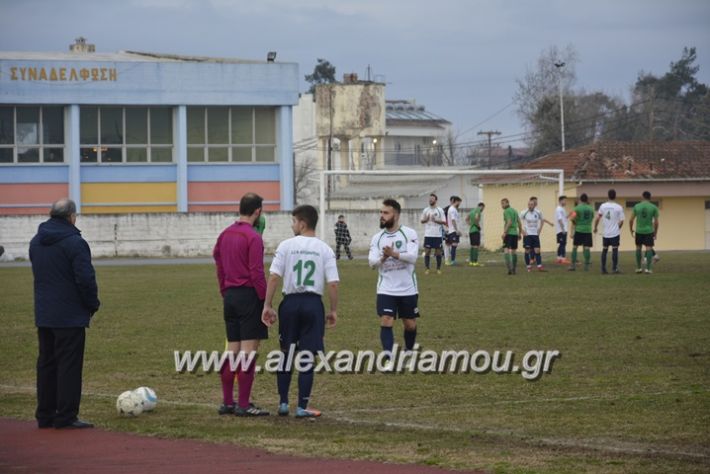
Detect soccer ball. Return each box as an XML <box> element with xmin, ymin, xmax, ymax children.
<box><xmin>133</xmin><ymin>386</ymin><xmax>157</xmax><ymax>411</ymax></box>
<box><xmin>116</xmin><ymin>390</ymin><xmax>144</xmax><ymax>417</ymax></box>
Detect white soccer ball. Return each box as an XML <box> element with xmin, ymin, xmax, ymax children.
<box><xmin>116</xmin><ymin>390</ymin><xmax>144</xmax><ymax>417</ymax></box>
<box><xmin>133</xmin><ymin>386</ymin><xmax>157</xmax><ymax>411</ymax></box>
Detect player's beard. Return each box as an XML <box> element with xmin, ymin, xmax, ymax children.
<box><xmin>380</xmin><ymin>216</ymin><xmax>395</xmax><ymax>229</ymax></box>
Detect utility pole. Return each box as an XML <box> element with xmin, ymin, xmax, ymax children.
<box><xmin>554</xmin><ymin>61</ymin><xmax>566</xmax><ymax>151</ymax></box>
<box><xmin>478</xmin><ymin>130</ymin><xmax>501</xmax><ymax>169</ymax></box>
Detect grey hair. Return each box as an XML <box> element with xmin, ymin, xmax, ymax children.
<box><xmin>50</xmin><ymin>198</ymin><xmax>77</xmax><ymax>220</ymax></box>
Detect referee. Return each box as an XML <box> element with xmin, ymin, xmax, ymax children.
<box><xmin>262</xmin><ymin>205</ymin><xmax>339</xmax><ymax>418</ymax></box>
<box><xmin>213</xmin><ymin>192</ymin><xmax>269</xmax><ymax>417</ymax></box>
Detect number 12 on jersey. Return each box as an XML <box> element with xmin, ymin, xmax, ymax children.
<box><xmin>293</xmin><ymin>259</ymin><xmax>316</xmax><ymax>286</ymax></box>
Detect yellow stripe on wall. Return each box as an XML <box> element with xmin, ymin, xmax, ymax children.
<box><xmin>81</xmin><ymin>183</ymin><xmax>177</xmax><ymax>214</ymax></box>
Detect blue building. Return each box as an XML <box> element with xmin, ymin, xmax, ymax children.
<box><xmin>0</xmin><ymin>39</ymin><xmax>298</xmax><ymax>214</ymax></box>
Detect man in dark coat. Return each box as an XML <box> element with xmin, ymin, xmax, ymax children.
<box><xmin>29</xmin><ymin>198</ymin><xmax>100</xmax><ymax>429</ymax></box>
<box><xmin>334</xmin><ymin>215</ymin><xmax>353</xmax><ymax>260</ymax></box>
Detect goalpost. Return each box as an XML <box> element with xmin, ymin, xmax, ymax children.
<box><xmin>317</xmin><ymin>169</ymin><xmax>565</xmax><ymax>240</ymax></box>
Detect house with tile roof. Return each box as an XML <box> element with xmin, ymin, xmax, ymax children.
<box><xmin>478</xmin><ymin>141</ymin><xmax>710</xmax><ymax>252</ymax></box>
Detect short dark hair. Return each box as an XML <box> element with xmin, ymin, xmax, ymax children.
<box><xmin>449</xmin><ymin>196</ymin><xmax>455</xmax><ymax>202</ymax></box>
<box><xmin>608</xmin><ymin>189</ymin><xmax>616</xmax><ymax>200</ymax></box>
<box><xmin>478</xmin><ymin>202</ymin><xmax>485</xmax><ymax>208</ymax></box>
<box><xmin>530</xmin><ymin>196</ymin><xmax>538</xmax><ymax>201</ymax></box>
<box><xmin>452</xmin><ymin>195</ymin><xmax>462</xmax><ymax>203</ymax></box>
<box><xmin>642</xmin><ymin>191</ymin><xmax>651</xmax><ymax>200</ymax></box>
<box><xmin>50</xmin><ymin>198</ymin><xmax>77</xmax><ymax>220</ymax></box>
<box><xmin>559</xmin><ymin>195</ymin><xmax>567</xmax><ymax>202</ymax></box>
<box><xmin>430</xmin><ymin>193</ymin><xmax>438</xmax><ymax>200</ymax></box>
<box><xmin>338</xmin><ymin>214</ymin><xmax>344</xmax><ymax>219</ymax></box>
<box><xmin>580</xmin><ymin>193</ymin><xmax>589</xmax><ymax>203</ymax></box>
<box><xmin>239</xmin><ymin>192</ymin><xmax>263</xmax><ymax>216</ymax></box>
<box><xmin>383</xmin><ymin>198</ymin><xmax>401</xmax><ymax>214</ymax></box>
<box><xmin>292</xmin><ymin>205</ymin><xmax>318</xmax><ymax>230</ymax></box>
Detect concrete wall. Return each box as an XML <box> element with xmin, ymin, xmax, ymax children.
<box><xmin>0</xmin><ymin>209</ymin><xmax>427</xmax><ymax>260</ymax></box>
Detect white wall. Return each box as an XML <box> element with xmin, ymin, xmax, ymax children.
<box><xmin>0</xmin><ymin>210</ymin><xmax>428</xmax><ymax>260</ymax></box>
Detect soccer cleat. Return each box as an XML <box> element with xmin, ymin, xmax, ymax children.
<box><xmin>613</xmin><ymin>268</ymin><xmax>621</xmax><ymax>274</ymax></box>
<box><xmin>425</xmin><ymin>269</ymin><xmax>430</xmax><ymax>275</ymax></box>
<box><xmin>537</xmin><ymin>266</ymin><xmax>547</xmax><ymax>272</ymax></box>
<box><xmin>450</xmin><ymin>261</ymin><xmax>459</xmax><ymax>266</ymax></box>
<box><xmin>601</xmin><ymin>269</ymin><xmax>608</xmax><ymax>274</ymax></box>
<box><xmin>653</xmin><ymin>255</ymin><xmax>660</xmax><ymax>264</ymax></box>
<box><xmin>583</xmin><ymin>264</ymin><xmax>590</xmax><ymax>272</ymax></box>
<box><xmin>444</xmin><ymin>260</ymin><xmax>452</xmax><ymax>266</ymax></box>
<box><xmin>218</xmin><ymin>404</ymin><xmax>235</xmax><ymax>415</ymax></box>
<box><xmin>568</xmin><ymin>266</ymin><xmax>576</xmax><ymax>271</ymax></box>
<box><xmin>278</xmin><ymin>403</ymin><xmax>289</xmax><ymax>417</ymax></box>
<box><xmin>561</xmin><ymin>258</ymin><xmax>571</xmax><ymax>265</ymax></box>
<box><xmin>635</xmin><ymin>268</ymin><xmax>643</xmax><ymax>274</ymax></box>
<box><xmin>526</xmin><ymin>266</ymin><xmax>532</xmax><ymax>272</ymax></box>
<box><xmin>235</xmin><ymin>405</ymin><xmax>270</xmax><ymax>417</ymax></box>
<box><xmin>436</xmin><ymin>269</ymin><xmax>442</xmax><ymax>275</ymax></box>
<box><xmin>296</xmin><ymin>407</ymin><xmax>321</xmax><ymax>418</ymax></box>
<box><xmin>644</xmin><ymin>269</ymin><xmax>653</xmax><ymax>274</ymax></box>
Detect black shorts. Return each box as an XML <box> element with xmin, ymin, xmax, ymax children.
<box><xmin>278</xmin><ymin>293</ymin><xmax>324</xmax><ymax>353</ymax></box>
<box><xmin>635</xmin><ymin>233</ymin><xmax>655</xmax><ymax>247</ymax></box>
<box><xmin>503</xmin><ymin>234</ymin><xmax>519</xmax><ymax>250</ymax></box>
<box><xmin>223</xmin><ymin>287</ymin><xmax>267</xmax><ymax>342</ymax></box>
<box><xmin>445</xmin><ymin>232</ymin><xmax>460</xmax><ymax>245</ymax></box>
<box><xmin>469</xmin><ymin>232</ymin><xmax>481</xmax><ymax>247</ymax></box>
<box><xmin>523</xmin><ymin>235</ymin><xmax>541</xmax><ymax>249</ymax></box>
<box><xmin>602</xmin><ymin>236</ymin><xmax>620</xmax><ymax>247</ymax></box>
<box><xmin>424</xmin><ymin>236</ymin><xmax>443</xmax><ymax>249</ymax></box>
<box><xmin>556</xmin><ymin>232</ymin><xmax>567</xmax><ymax>244</ymax></box>
<box><xmin>573</xmin><ymin>232</ymin><xmax>593</xmax><ymax>247</ymax></box>
<box><xmin>376</xmin><ymin>294</ymin><xmax>420</xmax><ymax>319</ymax></box>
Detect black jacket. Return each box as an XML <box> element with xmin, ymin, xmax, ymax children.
<box><xmin>29</xmin><ymin>217</ymin><xmax>100</xmax><ymax>328</ymax></box>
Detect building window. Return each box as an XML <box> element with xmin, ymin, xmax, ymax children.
<box><xmin>79</xmin><ymin>106</ymin><xmax>173</xmax><ymax>163</ymax></box>
<box><xmin>0</xmin><ymin>106</ymin><xmax>65</xmax><ymax>164</ymax></box>
<box><xmin>187</xmin><ymin>106</ymin><xmax>276</xmax><ymax>163</ymax></box>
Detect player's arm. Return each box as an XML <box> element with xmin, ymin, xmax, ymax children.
<box><xmin>593</xmin><ymin>212</ymin><xmax>602</xmax><ymax>234</ymax></box>
<box><xmin>326</xmin><ymin>281</ymin><xmax>338</xmax><ymax>328</ymax></box>
<box><xmin>368</xmin><ymin>236</ymin><xmax>383</xmax><ymax>268</ymax></box>
<box><xmin>261</xmin><ymin>273</ymin><xmax>281</xmax><ymax>327</ymax></box>
<box><xmin>629</xmin><ymin>214</ymin><xmax>636</xmax><ymax>236</ymax></box>
<box><xmin>502</xmin><ymin>217</ymin><xmax>511</xmax><ymax>239</ymax></box>
<box><xmin>420</xmin><ymin>210</ymin><xmax>429</xmax><ymax>224</ymax></box>
<box><xmin>569</xmin><ymin>218</ymin><xmax>576</xmax><ymax>240</ymax></box>
<box><xmin>518</xmin><ymin>216</ymin><xmax>526</xmax><ymax>237</ymax></box>
<box><xmin>212</xmin><ymin>235</ymin><xmax>225</xmax><ymax>296</ymax></box>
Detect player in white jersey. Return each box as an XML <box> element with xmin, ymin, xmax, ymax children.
<box><xmin>554</xmin><ymin>195</ymin><xmax>570</xmax><ymax>264</ymax></box>
<box><xmin>520</xmin><ymin>199</ymin><xmax>546</xmax><ymax>271</ymax></box>
<box><xmin>262</xmin><ymin>205</ymin><xmax>339</xmax><ymax>418</ymax></box>
<box><xmin>593</xmin><ymin>189</ymin><xmax>624</xmax><ymax>274</ymax></box>
<box><xmin>445</xmin><ymin>196</ymin><xmax>463</xmax><ymax>265</ymax></box>
<box><xmin>369</xmin><ymin>198</ymin><xmax>420</xmax><ymax>356</ymax></box>
<box><xmin>420</xmin><ymin>193</ymin><xmax>446</xmax><ymax>274</ymax></box>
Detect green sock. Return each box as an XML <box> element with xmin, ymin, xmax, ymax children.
<box><xmin>512</xmin><ymin>253</ymin><xmax>518</xmax><ymax>269</ymax></box>
<box><xmin>635</xmin><ymin>249</ymin><xmax>642</xmax><ymax>268</ymax></box>
<box><xmin>646</xmin><ymin>250</ymin><xmax>654</xmax><ymax>270</ymax></box>
<box><xmin>571</xmin><ymin>248</ymin><xmax>578</xmax><ymax>265</ymax></box>
<box><xmin>470</xmin><ymin>248</ymin><xmax>475</xmax><ymax>262</ymax></box>
<box><xmin>472</xmin><ymin>248</ymin><xmax>479</xmax><ymax>263</ymax></box>
<box><xmin>504</xmin><ymin>253</ymin><xmax>511</xmax><ymax>270</ymax></box>
<box><xmin>583</xmin><ymin>248</ymin><xmax>591</xmax><ymax>264</ymax></box>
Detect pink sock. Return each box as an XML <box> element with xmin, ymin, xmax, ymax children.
<box><xmin>237</xmin><ymin>361</ymin><xmax>255</xmax><ymax>409</ymax></box>
<box><xmin>220</xmin><ymin>363</ymin><xmax>236</xmax><ymax>406</ymax></box>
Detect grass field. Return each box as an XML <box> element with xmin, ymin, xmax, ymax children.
<box><xmin>1</xmin><ymin>251</ymin><xmax>709</xmax><ymax>473</ymax></box>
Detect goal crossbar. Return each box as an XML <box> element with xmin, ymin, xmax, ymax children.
<box><xmin>318</xmin><ymin>168</ymin><xmax>565</xmax><ymax>239</ymax></box>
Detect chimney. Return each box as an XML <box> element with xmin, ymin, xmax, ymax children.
<box><xmin>343</xmin><ymin>73</ymin><xmax>358</xmax><ymax>84</ymax></box>
<box><xmin>69</xmin><ymin>37</ymin><xmax>95</xmax><ymax>53</ymax></box>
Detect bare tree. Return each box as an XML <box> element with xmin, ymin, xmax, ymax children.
<box><xmin>294</xmin><ymin>155</ymin><xmax>319</xmax><ymax>205</ymax></box>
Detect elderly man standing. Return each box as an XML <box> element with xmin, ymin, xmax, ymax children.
<box><xmin>29</xmin><ymin>198</ymin><xmax>100</xmax><ymax>429</ymax></box>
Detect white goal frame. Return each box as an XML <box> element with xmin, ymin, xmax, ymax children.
<box><xmin>317</xmin><ymin>168</ymin><xmax>565</xmax><ymax>239</ymax></box>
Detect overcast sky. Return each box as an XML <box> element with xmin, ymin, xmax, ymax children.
<box><xmin>1</xmin><ymin>0</ymin><xmax>708</xmax><ymax>146</ymax></box>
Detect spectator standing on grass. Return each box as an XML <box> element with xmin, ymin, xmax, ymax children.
<box><xmin>30</xmin><ymin>198</ymin><xmax>100</xmax><ymax>429</ymax></box>
<box><xmin>334</xmin><ymin>214</ymin><xmax>354</xmax><ymax>260</ymax></box>
<box><xmin>213</xmin><ymin>192</ymin><xmax>270</xmax><ymax>417</ymax></box>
